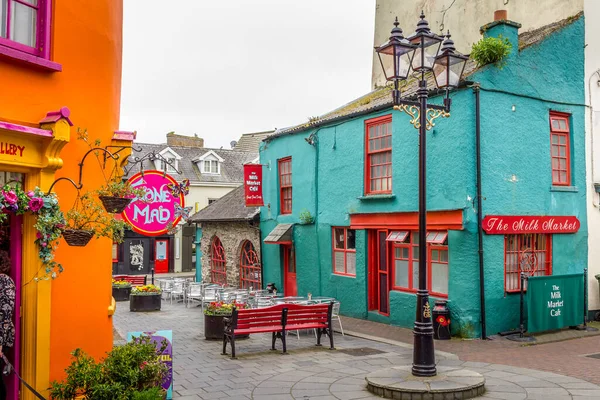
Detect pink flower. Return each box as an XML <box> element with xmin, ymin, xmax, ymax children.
<box><xmin>2</xmin><ymin>191</ymin><xmax>17</xmax><ymax>205</ymax></box>
<box><xmin>28</xmin><ymin>197</ymin><xmax>44</xmax><ymax>212</ymax></box>
<box><xmin>27</xmin><ymin>191</ymin><xmax>35</xmax><ymax>198</ymax></box>
<box><xmin>36</xmin><ymin>232</ymin><xmax>43</xmax><ymax>239</ymax></box>
<box><xmin>41</xmin><ymin>242</ymin><xmax>47</xmax><ymax>247</ymax></box>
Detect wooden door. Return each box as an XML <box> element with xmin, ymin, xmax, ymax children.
<box><xmin>155</xmin><ymin>239</ymin><xmax>169</xmax><ymax>273</ymax></box>
<box><xmin>283</xmin><ymin>245</ymin><xmax>297</xmax><ymax>296</ymax></box>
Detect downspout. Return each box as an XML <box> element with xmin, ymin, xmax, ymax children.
<box><xmin>194</xmin><ymin>222</ymin><xmax>202</xmax><ymax>282</ymax></box>
<box><xmin>474</xmin><ymin>83</ymin><xmax>487</xmax><ymax>339</ymax></box>
<box><xmin>313</xmin><ymin>130</ymin><xmax>322</xmax><ymax>296</ymax></box>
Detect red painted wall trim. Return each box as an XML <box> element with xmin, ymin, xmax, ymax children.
<box><xmin>350</xmin><ymin>210</ymin><xmax>463</xmax><ymax>230</ymax></box>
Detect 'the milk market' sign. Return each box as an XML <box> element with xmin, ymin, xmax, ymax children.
<box><xmin>122</xmin><ymin>170</ymin><xmax>188</xmax><ymax>236</ymax></box>
<box><xmin>526</xmin><ymin>273</ymin><xmax>584</xmax><ymax>333</ymax></box>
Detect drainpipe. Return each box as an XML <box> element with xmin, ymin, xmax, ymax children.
<box><xmin>474</xmin><ymin>83</ymin><xmax>487</xmax><ymax>339</ymax></box>
<box><xmin>194</xmin><ymin>222</ymin><xmax>203</xmax><ymax>282</ymax></box>
<box><xmin>314</xmin><ymin>130</ymin><xmax>322</xmax><ymax>296</ymax></box>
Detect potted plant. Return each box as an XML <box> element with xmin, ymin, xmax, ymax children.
<box><xmin>130</xmin><ymin>284</ymin><xmax>162</xmax><ymax>312</ymax></box>
<box><xmin>112</xmin><ymin>279</ymin><xmax>132</xmax><ymax>302</ymax></box>
<box><xmin>50</xmin><ymin>336</ymin><xmax>168</xmax><ymax>400</ymax></box>
<box><xmin>204</xmin><ymin>301</ymin><xmax>250</xmax><ymax>340</ymax></box>
<box><xmin>97</xmin><ymin>181</ymin><xmax>147</xmax><ymax>214</ymax></box>
<box><xmin>64</xmin><ymin>192</ymin><xmax>128</xmax><ymax>247</ymax></box>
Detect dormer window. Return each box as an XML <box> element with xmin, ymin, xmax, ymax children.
<box><xmin>196</xmin><ymin>150</ymin><xmax>224</xmax><ymax>175</ymax></box>
<box><xmin>162</xmin><ymin>157</ymin><xmax>177</xmax><ymax>173</ymax></box>
<box><xmin>156</xmin><ymin>147</ymin><xmax>182</xmax><ymax>174</ymax></box>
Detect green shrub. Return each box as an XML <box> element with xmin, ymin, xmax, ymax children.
<box><xmin>470</xmin><ymin>36</ymin><xmax>512</xmax><ymax>68</ymax></box>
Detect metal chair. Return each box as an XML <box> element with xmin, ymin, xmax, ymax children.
<box><xmin>159</xmin><ymin>279</ymin><xmax>173</xmax><ymax>300</ymax></box>
<box><xmin>332</xmin><ymin>301</ymin><xmax>344</xmax><ymax>336</ymax></box>
<box><xmin>186</xmin><ymin>283</ymin><xmax>203</xmax><ymax>307</ymax></box>
<box><xmin>201</xmin><ymin>286</ymin><xmax>220</xmax><ymax>312</ymax></box>
<box><xmin>170</xmin><ymin>281</ymin><xmax>185</xmax><ymax>304</ymax></box>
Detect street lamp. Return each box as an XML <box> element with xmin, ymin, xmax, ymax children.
<box><xmin>375</xmin><ymin>12</ymin><xmax>468</xmax><ymax>378</ymax></box>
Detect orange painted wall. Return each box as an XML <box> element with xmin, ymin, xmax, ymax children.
<box><xmin>0</xmin><ymin>1</ymin><xmax>123</xmax><ymax>381</ymax></box>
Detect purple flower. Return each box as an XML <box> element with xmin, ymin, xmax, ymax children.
<box><xmin>3</xmin><ymin>191</ymin><xmax>17</xmax><ymax>205</ymax></box>
<box><xmin>7</xmin><ymin>203</ymin><xmax>18</xmax><ymax>212</ymax></box>
<box><xmin>28</xmin><ymin>197</ymin><xmax>44</xmax><ymax>213</ymax></box>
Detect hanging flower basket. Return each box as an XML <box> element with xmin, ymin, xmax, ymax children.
<box><xmin>62</xmin><ymin>229</ymin><xmax>94</xmax><ymax>247</ymax></box>
<box><xmin>99</xmin><ymin>196</ymin><xmax>132</xmax><ymax>214</ymax></box>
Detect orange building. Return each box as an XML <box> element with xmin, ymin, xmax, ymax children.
<box><xmin>0</xmin><ymin>1</ymin><xmax>128</xmax><ymax>399</ymax></box>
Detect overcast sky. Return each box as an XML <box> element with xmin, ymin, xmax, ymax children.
<box><xmin>119</xmin><ymin>0</ymin><xmax>376</xmax><ymax>149</ymax></box>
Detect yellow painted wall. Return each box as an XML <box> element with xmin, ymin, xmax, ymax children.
<box><xmin>0</xmin><ymin>0</ymin><xmax>124</xmax><ymax>394</ymax></box>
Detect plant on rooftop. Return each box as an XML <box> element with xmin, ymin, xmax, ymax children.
<box><xmin>470</xmin><ymin>35</ymin><xmax>512</xmax><ymax>69</ymax></box>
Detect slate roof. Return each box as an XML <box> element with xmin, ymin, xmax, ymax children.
<box><xmin>188</xmin><ymin>185</ymin><xmax>260</xmax><ymax>222</ymax></box>
<box><xmin>265</xmin><ymin>13</ymin><xmax>582</xmax><ymax>141</ymax></box>
<box><xmin>125</xmin><ymin>142</ymin><xmax>257</xmax><ymax>184</ymax></box>
<box><xmin>234</xmin><ymin>131</ymin><xmax>274</xmax><ymax>153</ymax></box>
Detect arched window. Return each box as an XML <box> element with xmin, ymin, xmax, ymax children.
<box><xmin>210</xmin><ymin>236</ymin><xmax>227</xmax><ymax>284</ymax></box>
<box><xmin>239</xmin><ymin>240</ymin><xmax>261</xmax><ymax>289</ymax></box>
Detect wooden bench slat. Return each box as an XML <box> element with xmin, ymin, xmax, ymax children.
<box><xmin>233</xmin><ymin>326</ymin><xmax>283</xmax><ymax>335</ymax></box>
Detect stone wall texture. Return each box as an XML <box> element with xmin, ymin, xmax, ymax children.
<box><xmin>201</xmin><ymin>221</ymin><xmax>261</xmax><ymax>287</ymax></box>
<box><xmin>166</xmin><ymin>132</ymin><xmax>204</xmax><ymax>148</ymax></box>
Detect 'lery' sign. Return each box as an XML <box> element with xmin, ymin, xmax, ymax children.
<box><xmin>122</xmin><ymin>170</ymin><xmax>190</xmax><ymax>236</ymax></box>
<box><xmin>244</xmin><ymin>164</ymin><xmax>264</xmax><ymax>207</ymax></box>
<box><xmin>482</xmin><ymin>215</ymin><xmax>580</xmax><ymax>235</ymax></box>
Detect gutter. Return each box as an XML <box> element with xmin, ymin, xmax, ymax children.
<box><xmin>473</xmin><ymin>83</ymin><xmax>487</xmax><ymax>340</ymax></box>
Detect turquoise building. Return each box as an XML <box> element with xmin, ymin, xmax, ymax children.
<box><xmin>258</xmin><ymin>14</ymin><xmax>588</xmax><ymax>337</ymax></box>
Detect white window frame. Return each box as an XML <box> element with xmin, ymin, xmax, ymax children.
<box><xmin>203</xmin><ymin>159</ymin><xmax>220</xmax><ymax>174</ymax></box>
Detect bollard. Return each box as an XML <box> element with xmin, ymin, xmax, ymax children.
<box><xmin>151</xmin><ymin>267</ymin><xmax>155</xmax><ymax>285</ymax></box>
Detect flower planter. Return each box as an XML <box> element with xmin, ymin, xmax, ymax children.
<box><xmin>204</xmin><ymin>314</ymin><xmax>248</xmax><ymax>340</ymax></box>
<box><xmin>130</xmin><ymin>294</ymin><xmax>161</xmax><ymax>312</ymax></box>
<box><xmin>63</xmin><ymin>229</ymin><xmax>94</xmax><ymax>246</ymax></box>
<box><xmin>99</xmin><ymin>196</ymin><xmax>132</xmax><ymax>214</ymax></box>
<box><xmin>112</xmin><ymin>285</ymin><xmax>132</xmax><ymax>301</ymax></box>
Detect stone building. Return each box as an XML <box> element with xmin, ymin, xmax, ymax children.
<box><xmin>189</xmin><ymin>185</ymin><xmax>262</xmax><ymax>288</ymax></box>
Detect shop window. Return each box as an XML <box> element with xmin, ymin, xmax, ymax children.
<box><xmin>239</xmin><ymin>240</ymin><xmax>261</xmax><ymax>289</ymax></box>
<box><xmin>550</xmin><ymin>113</ymin><xmax>571</xmax><ymax>186</ymax></box>
<box><xmin>279</xmin><ymin>157</ymin><xmax>292</xmax><ymax>214</ymax></box>
<box><xmin>365</xmin><ymin>115</ymin><xmax>392</xmax><ymax>195</ymax></box>
<box><xmin>0</xmin><ymin>0</ymin><xmax>51</xmax><ymax>58</ymax></box>
<box><xmin>392</xmin><ymin>231</ymin><xmax>448</xmax><ymax>297</ymax></box>
<box><xmin>332</xmin><ymin>227</ymin><xmax>356</xmax><ymax>276</ymax></box>
<box><xmin>210</xmin><ymin>236</ymin><xmax>227</xmax><ymax>284</ymax></box>
<box><xmin>112</xmin><ymin>242</ymin><xmax>118</xmax><ymax>263</ymax></box>
<box><xmin>505</xmin><ymin>233</ymin><xmax>552</xmax><ymax>293</ymax></box>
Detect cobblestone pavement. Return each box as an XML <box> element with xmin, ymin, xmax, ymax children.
<box><xmin>340</xmin><ymin>316</ymin><xmax>600</xmax><ymax>385</ymax></box>
<box><xmin>113</xmin><ymin>302</ymin><xmax>600</xmax><ymax>399</ymax></box>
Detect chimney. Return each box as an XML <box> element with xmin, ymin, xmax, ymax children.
<box><xmin>166</xmin><ymin>132</ymin><xmax>204</xmax><ymax>148</ymax></box>
<box><xmin>480</xmin><ymin>10</ymin><xmax>521</xmax><ymax>56</ymax></box>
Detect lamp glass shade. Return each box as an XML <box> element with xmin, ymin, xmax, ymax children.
<box><xmin>410</xmin><ymin>37</ymin><xmax>442</xmax><ymax>71</ymax></box>
<box><xmin>376</xmin><ymin>41</ymin><xmax>415</xmax><ymax>81</ymax></box>
<box><xmin>433</xmin><ymin>53</ymin><xmax>467</xmax><ymax>89</ymax></box>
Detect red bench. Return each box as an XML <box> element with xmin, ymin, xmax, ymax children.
<box><xmin>222</xmin><ymin>302</ymin><xmax>334</xmax><ymax>359</ymax></box>
<box><xmin>113</xmin><ymin>275</ymin><xmax>147</xmax><ymax>286</ymax></box>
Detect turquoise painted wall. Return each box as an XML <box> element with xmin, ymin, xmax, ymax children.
<box><xmin>259</xmin><ymin>16</ymin><xmax>587</xmax><ymax>337</ymax></box>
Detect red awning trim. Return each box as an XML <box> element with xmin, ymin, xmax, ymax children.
<box><xmin>350</xmin><ymin>210</ymin><xmax>463</xmax><ymax>230</ymax></box>
<box><xmin>426</xmin><ymin>231</ymin><xmax>448</xmax><ymax>244</ymax></box>
<box><xmin>386</xmin><ymin>231</ymin><xmax>409</xmax><ymax>242</ymax></box>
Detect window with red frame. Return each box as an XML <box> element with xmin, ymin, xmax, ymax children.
<box><xmin>239</xmin><ymin>240</ymin><xmax>261</xmax><ymax>289</ymax></box>
<box><xmin>365</xmin><ymin>116</ymin><xmax>392</xmax><ymax>194</ymax></box>
<box><xmin>332</xmin><ymin>227</ymin><xmax>356</xmax><ymax>276</ymax></box>
<box><xmin>279</xmin><ymin>157</ymin><xmax>292</xmax><ymax>214</ymax></box>
<box><xmin>1</xmin><ymin>0</ymin><xmax>51</xmax><ymax>57</ymax></box>
<box><xmin>392</xmin><ymin>231</ymin><xmax>449</xmax><ymax>297</ymax></box>
<box><xmin>210</xmin><ymin>236</ymin><xmax>227</xmax><ymax>284</ymax></box>
<box><xmin>112</xmin><ymin>242</ymin><xmax>119</xmax><ymax>263</ymax></box>
<box><xmin>550</xmin><ymin>113</ymin><xmax>571</xmax><ymax>185</ymax></box>
<box><xmin>505</xmin><ymin>233</ymin><xmax>552</xmax><ymax>292</ymax></box>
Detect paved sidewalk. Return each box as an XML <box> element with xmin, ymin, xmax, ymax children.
<box><xmin>113</xmin><ymin>302</ymin><xmax>600</xmax><ymax>399</ymax></box>
<box><xmin>340</xmin><ymin>316</ymin><xmax>600</xmax><ymax>385</ymax></box>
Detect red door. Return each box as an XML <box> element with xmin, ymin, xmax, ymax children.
<box><xmin>283</xmin><ymin>245</ymin><xmax>297</xmax><ymax>296</ymax></box>
<box><xmin>368</xmin><ymin>230</ymin><xmax>390</xmax><ymax>315</ymax></box>
<box><xmin>155</xmin><ymin>240</ymin><xmax>169</xmax><ymax>273</ymax></box>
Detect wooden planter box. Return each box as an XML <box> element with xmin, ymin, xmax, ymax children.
<box><xmin>130</xmin><ymin>293</ymin><xmax>161</xmax><ymax>312</ymax></box>
<box><xmin>112</xmin><ymin>285</ymin><xmax>132</xmax><ymax>302</ymax></box>
<box><xmin>204</xmin><ymin>314</ymin><xmax>248</xmax><ymax>340</ymax></box>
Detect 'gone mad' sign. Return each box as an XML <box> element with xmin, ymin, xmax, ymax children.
<box><xmin>122</xmin><ymin>170</ymin><xmax>186</xmax><ymax>236</ymax></box>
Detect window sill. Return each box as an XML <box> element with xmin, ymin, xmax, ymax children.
<box><xmin>332</xmin><ymin>273</ymin><xmax>356</xmax><ymax>278</ymax></box>
<box><xmin>550</xmin><ymin>186</ymin><xmax>578</xmax><ymax>193</ymax></box>
<box><xmin>357</xmin><ymin>194</ymin><xmax>396</xmax><ymax>201</ymax></box>
<box><xmin>0</xmin><ymin>45</ymin><xmax>62</xmax><ymax>72</ymax></box>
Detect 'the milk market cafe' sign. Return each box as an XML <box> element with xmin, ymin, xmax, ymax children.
<box><xmin>482</xmin><ymin>215</ymin><xmax>580</xmax><ymax>235</ymax></box>
<box><xmin>122</xmin><ymin>170</ymin><xmax>191</xmax><ymax>236</ymax></box>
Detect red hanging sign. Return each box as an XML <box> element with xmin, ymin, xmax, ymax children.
<box><xmin>244</xmin><ymin>164</ymin><xmax>264</xmax><ymax>207</ymax></box>
<box><xmin>482</xmin><ymin>215</ymin><xmax>580</xmax><ymax>235</ymax></box>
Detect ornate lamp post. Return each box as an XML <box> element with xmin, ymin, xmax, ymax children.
<box><xmin>375</xmin><ymin>12</ymin><xmax>468</xmax><ymax>377</ymax></box>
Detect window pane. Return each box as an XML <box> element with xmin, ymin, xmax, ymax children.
<box><xmin>560</xmin><ymin>171</ymin><xmax>567</xmax><ymax>182</ymax></box>
<box><xmin>431</xmin><ymin>262</ymin><xmax>448</xmax><ymax>295</ymax></box>
<box><xmin>402</xmin><ymin>247</ymin><xmax>409</xmax><ymax>258</ymax></box>
<box><xmin>432</xmin><ymin>249</ymin><xmax>439</xmax><ymax>260</ymax></box>
<box><xmin>413</xmin><ymin>245</ymin><xmax>419</xmax><ymax>260</ymax></box>
<box><xmin>559</xmin><ymin>159</ymin><xmax>566</xmax><ymax>169</ymax></box>
<box><xmin>552</xmin><ymin>120</ymin><xmax>560</xmax><ymax>130</ymax></box>
<box><xmin>394</xmin><ymin>259</ymin><xmax>409</xmax><ymax>288</ymax></box>
<box><xmin>0</xmin><ymin>0</ymin><xmax>6</xmax><ymax>37</ymax></box>
<box><xmin>559</xmin><ymin>119</ymin><xmax>567</xmax><ymax>130</ymax></box>
<box><xmin>334</xmin><ymin>251</ymin><xmax>345</xmax><ymax>272</ymax></box>
<box><xmin>412</xmin><ymin>263</ymin><xmax>419</xmax><ymax>289</ymax></box>
<box><xmin>334</xmin><ymin>228</ymin><xmax>345</xmax><ymax>249</ymax></box>
<box><xmin>551</xmin><ymin>146</ymin><xmax>558</xmax><ymax>156</ymax></box>
<box><xmin>347</xmin><ymin>229</ymin><xmax>356</xmax><ymax>249</ymax></box>
<box><xmin>559</xmin><ymin>135</ymin><xmax>566</xmax><ymax>145</ymax></box>
<box><xmin>346</xmin><ymin>253</ymin><xmax>356</xmax><ymax>275</ymax></box>
<box><xmin>551</xmin><ymin>134</ymin><xmax>558</xmax><ymax>144</ymax></box>
<box><xmin>10</xmin><ymin>1</ymin><xmax>37</xmax><ymax>48</ymax></box>
<box><xmin>440</xmin><ymin>250</ymin><xmax>448</xmax><ymax>262</ymax></box>
<box><xmin>553</xmin><ymin>171</ymin><xmax>559</xmax><ymax>182</ymax></box>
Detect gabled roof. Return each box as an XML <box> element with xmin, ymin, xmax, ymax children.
<box><xmin>266</xmin><ymin>13</ymin><xmax>582</xmax><ymax>141</ymax></box>
<box><xmin>234</xmin><ymin>130</ymin><xmax>274</xmax><ymax>152</ymax></box>
<box><xmin>188</xmin><ymin>185</ymin><xmax>260</xmax><ymax>223</ymax></box>
<box><xmin>125</xmin><ymin>142</ymin><xmax>257</xmax><ymax>184</ymax></box>
<box><xmin>158</xmin><ymin>147</ymin><xmax>182</xmax><ymax>160</ymax></box>
<box><xmin>194</xmin><ymin>150</ymin><xmax>224</xmax><ymax>163</ymax></box>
